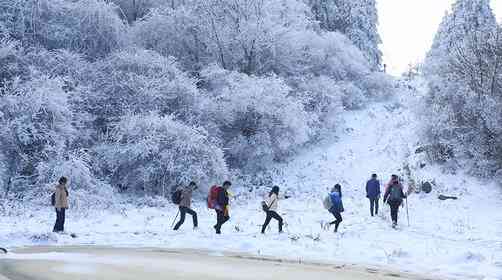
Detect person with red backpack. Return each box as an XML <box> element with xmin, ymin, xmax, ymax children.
<box><xmin>208</xmin><ymin>181</ymin><xmax>231</xmax><ymax>234</ymax></box>
<box><xmin>383</xmin><ymin>175</ymin><xmax>407</xmax><ymax>228</ymax></box>
<box><xmin>173</xmin><ymin>182</ymin><xmax>198</xmax><ymax>231</ymax></box>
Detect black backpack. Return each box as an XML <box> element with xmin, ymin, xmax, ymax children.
<box><xmin>389</xmin><ymin>185</ymin><xmax>403</xmax><ymax>202</ymax></box>
<box><xmin>171</xmin><ymin>190</ymin><xmax>182</xmax><ymax>205</ymax></box>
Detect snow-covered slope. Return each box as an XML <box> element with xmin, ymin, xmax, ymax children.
<box><xmin>1</xmin><ymin>79</ymin><xmax>501</xmax><ymax>279</ymax></box>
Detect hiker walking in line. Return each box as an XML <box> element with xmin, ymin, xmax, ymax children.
<box><xmin>328</xmin><ymin>184</ymin><xmax>344</xmax><ymax>233</ymax></box>
<box><xmin>173</xmin><ymin>181</ymin><xmax>198</xmax><ymax>231</ymax></box>
<box><xmin>53</xmin><ymin>176</ymin><xmax>69</xmax><ymax>233</ymax></box>
<box><xmin>208</xmin><ymin>181</ymin><xmax>231</xmax><ymax>234</ymax></box>
<box><xmin>366</xmin><ymin>173</ymin><xmax>381</xmax><ymax>217</ymax></box>
<box><xmin>383</xmin><ymin>175</ymin><xmax>407</xmax><ymax>228</ymax></box>
<box><xmin>261</xmin><ymin>186</ymin><xmax>283</xmax><ymax>234</ymax></box>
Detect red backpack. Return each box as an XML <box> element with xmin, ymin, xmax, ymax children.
<box><xmin>207</xmin><ymin>185</ymin><xmax>221</xmax><ymax>209</ymax></box>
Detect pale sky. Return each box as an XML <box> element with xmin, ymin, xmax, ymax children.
<box><xmin>378</xmin><ymin>0</ymin><xmax>502</xmax><ymax>75</ymax></box>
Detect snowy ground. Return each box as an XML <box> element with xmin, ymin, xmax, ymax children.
<box><xmin>1</xmin><ymin>79</ymin><xmax>502</xmax><ymax>279</ymax></box>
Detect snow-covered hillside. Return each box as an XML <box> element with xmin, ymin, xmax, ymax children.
<box><xmin>1</xmin><ymin>79</ymin><xmax>501</xmax><ymax>279</ymax></box>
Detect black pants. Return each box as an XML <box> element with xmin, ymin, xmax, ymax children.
<box><xmin>369</xmin><ymin>197</ymin><xmax>379</xmax><ymax>216</ymax></box>
<box><xmin>329</xmin><ymin>211</ymin><xmax>343</xmax><ymax>232</ymax></box>
<box><xmin>389</xmin><ymin>200</ymin><xmax>401</xmax><ymax>223</ymax></box>
<box><xmin>261</xmin><ymin>210</ymin><xmax>283</xmax><ymax>233</ymax></box>
<box><xmin>173</xmin><ymin>206</ymin><xmax>198</xmax><ymax>230</ymax></box>
<box><xmin>214</xmin><ymin>209</ymin><xmax>229</xmax><ymax>234</ymax></box>
<box><xmin>53</xmin><ymin>208</ymin><xmax>66</xmax><ymax>232</ymax></box>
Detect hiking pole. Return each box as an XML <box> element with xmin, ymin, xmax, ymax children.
<box><xmin>171</xmin><ymin>210</ymin><xmax>180</xmax><ymax>229</ymax></box>
<box><xmin>405</xmin><ymin>197</ymin><xmax>410</xmax><ymax>226</ymax></box>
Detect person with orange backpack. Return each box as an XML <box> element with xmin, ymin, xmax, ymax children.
<box><xmin>208</xmin><ymin>181</ymin><xmax>231</xmax><ymax>234</ymax></box>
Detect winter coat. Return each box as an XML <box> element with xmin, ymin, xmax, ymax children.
<box><xmin>366</xmin><ymin>179</ymin><xmax>381</xmax><ymax>199</ymax></box>
<box><xmin>179</xmin><ymin>186</ymin><xmax>193</xmax><ymax>208</ymax></box>
<box><xmin>265</xmin><ymin>193</ymin><xmax>278</xmax><ymax>212</ymax></box>
<box><xmin>383</xmin><ymin>183</ymin><xmax>406</xmax><ymax>204</ymax></box>
<box><xmin>329</xmin><ymin>191</ymin><xmax>344</xmax><ymax>213</ymax></box>
<box><xmin>54</xmin><ymin>184</ymin><xmax>69</xmax><ymax>209</ymax></box>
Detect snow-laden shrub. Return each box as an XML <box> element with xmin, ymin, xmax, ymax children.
<box><xmin>339</xmin><ymin>81</ymin><xmax>366</xmax><ymax>110</ymax></box>
<box><xmin>357</xmin><ymin>72</ymin><xmax>394</xmax><ymax>100</ymax></box>
<box><xmin>274</xmin><ymin>30</ymin><xmax>370</xmax><ymax>80</ymax></box>
<box><xmin>8</xmin><ymin>0</ymin><xmax>127</xmax><ymax>59</ymax></box>
<box><xmin>84</xmin><ymin>49</ymin><xmax>203</xmax><ymax>132</ymax></box>
<box><xmin>293</xmin><ymin>75</ymin><xmax>343</xmax><ymax>134</ymax></box>
<box><xmin>0</xmin><ymin>39</ymin><xmax>28</xmax><ymax>88</ymax></box>
<box><xmin>200</xmin><ymin>65</ymin><xmax>313</xmax><ymax>171</ymax></box>
<box><xmin>131</xmin><ymin>7</ymin><xmax>207</xmax><ymax>71</ymax></box>
<box><xmin>111</xmin><ymin>0</ymin><xmax>165</xmax><ymax>23</ymax></box>
<box><xmin>0</xmin><ymin>75</ymin><xmax>76</xmax><ymax>194</ymax></box>
<box><xmin>97</xmin><ymin>112</ymin><xmax>228</xmax><ymax>195</ymax></box>
<box><xmin>25</xmin><ymin>49</ymin><xmax>88</xmax><ymax>83</ymax></box>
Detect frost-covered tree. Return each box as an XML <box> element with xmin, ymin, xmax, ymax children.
<box><xmin>0</xmin><ymin>76</ymin><xmax>76</xmax><ymax>196</ymax></box>
<box><xmin>422</xmin><ymin>0</ymin><xmax>501</xmax><ymax>177</ymax></box>
<box><xmin>425</xmin><ymin>0</ymin><xmax>497</xmax><ymax>73</ymax></box>
<box><xmin>307</xmin><ymin>0</ymin><xmax>382</xmax><ymax>68</ymax></box>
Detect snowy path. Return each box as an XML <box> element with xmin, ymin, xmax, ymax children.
<box><xmin>1</xmin><ymin>82</ymin><xmax>502</xmax><ymax>279</ymax></box>
<box><xmin>0</xmin><ymin>246</ymin><xmax>425</xmax><ymax>280</ymax></box>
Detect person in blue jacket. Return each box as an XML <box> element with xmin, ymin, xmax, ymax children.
<box><xmin>366</xmin><ymin>173</ymin><xmax>381</xmax><ymax>217</ymax></box>
<box><xmin>328</xmin><ymin>184</ymin><xmax>344</xmax><ymax>232</ymax></box>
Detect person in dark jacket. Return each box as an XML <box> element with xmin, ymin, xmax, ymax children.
<box><xmin>328</xmin><ymin>184</ymin><xmax>344</xmax><ymax>233</ymax></box>
<box><xmin>366</xmin><ymin>174</ymin><xmax>381</xmax><ymax>217</ymax></box>
<box><xmin>214</xmin><ymin>181</ymin><xmax>231</xmax><ymax>234</ymax></box>
<box><xmin>383</xmin><ymin>175</ymin><xmax>406</xmax><ymax>228</ymax></box>
<box><xmin>261</xmin><ymin>186</ymin><xmax>283</xmax><ymax>234</ymax></box>
<box><xmin>173</xmin><ymin>181</ymin><xmax>198</xmax><ymax>231</ymax></box>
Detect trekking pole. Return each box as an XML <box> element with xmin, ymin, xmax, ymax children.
<box><xmin>171</xmin><ymin>210</ymin><xmax>180</xmax><ymax>229</ymax></box>
<box><xmin>405</xmin><ymin>197</ymin><xmax>410</xmax><ymax>226</ymax></box>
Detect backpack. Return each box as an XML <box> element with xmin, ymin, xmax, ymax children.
<box><xmin>261</xmin><ymin>201</ymin><xmax>269</xmax><ymax>212</ymax></box>
<box><xmin>171</xmin><ymin>189</ymin><xmax>182</xmax><ymax>205</ymax></box>
<box><xmin>261</xmin><ymin>197</ymin><xmax>276</xmax><ymax>212</ymax></box>
<box><xmin>322</xmin><ymin>195</ymin><xmax>333</xmax><ymax>210</ymax></box>
<box><xmin>207</xmin><ymin>185</ymin><xmax>221</xmax><ymax>209</ymax></box>
<box><xmin>389</xmin><ymin>185</ymin><xmax>403</xmax><ymax>202</ymax></box>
